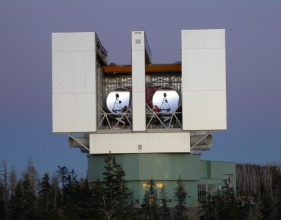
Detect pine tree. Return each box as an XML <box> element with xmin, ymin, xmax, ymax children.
<box><xmin>93</xmin><ymin>178</ymin><xmax>109</xmax><ymax>219</ymax></box>
<box><xmin>50</xmin><ymin>174</ymin><xmax>62</xmax><ymax>218</ymax></box>
<box><xmin>9</xmin><ymin>174</ymin><xmax>38</xmax><ymax>220</ymax></box>
<box><xmin>219</xmin><ymin>181</ymin><xmax>239</xmax><ymax>220</ymax></box>
<box><xmin>8</xmin><ymin>180</ymin><xmax>24</xmax><ymax>219</ymax></box>
<box><xmin>158</xmin><ymin>184</ymin><xmax>171</xmax><ymax>220</ymax></box>
<box><xmin>174</xmin><ymin>176</ymin><xmax>188</xmax><ymax>220</ymax></box>
<box><xmin>9</xmin><ymin>166</ymin><xmax>17</xmax><ymax>199</ymax></box>
<box><xmin>56</xmin><ymin>165</ymin><xmax>69</xmax><ymax>204</ymax></box>
<box><xmin>0</xmin><ymin>179</ymin><xmax>6</xmax><ymax>220</ymax></box>
<box><xmin>142</xmin><ymin>179</ymin><xmax>159</xmax><ymax>220</ymax></box>
<box><xmin>1</xmin><ymin>160</ymin><xmax>9</xmax><ymax>220</ymax></box>
<box><xmin>37</xmin><ymin>173</ymin><xmax>51</xmax><ymax>218</ymax></box>
<box><xmin>25</xmin><ymin>156</ymin><xmax>39</xmax><ymax>196</ymax></box>
<box><xmin>37</xmin><ymin>173</ymin><xmax>60</xmax><ymax>219</ymax></box>
<box><xmin>93</xmin><ymin>154</ymin><xmax>134</xmax><ymax>220</ymax></box>
<box><xmin>269</xmin><ymin>166</ymin><xmax>281</xmax><ymax>219</ymax></box>
<box><xmin>102</xmin><ymin>154</ymin><xmax>116</xmax><ymax>214</ymax></box>
<box><xmin>77</xmin><ymin>178</ymin><xmax>96</xmax><ymax>220</ymax></box>
<box><xmin>199</xmin><ymin>180</ymin><xmax>242</xmax><ymax>220</ymax></box>
<box><xmin>112</xmin><ymin>156</ymin><xmax>134</xmax><ymax>219</ymax></box>
<box><xmin>56</xmin><ymin>166</ymin><xmax>81</xmax><ymax>219</ymax></box>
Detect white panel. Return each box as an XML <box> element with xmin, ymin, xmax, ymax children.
<box><xmin>181</xmin><ymin>29</ymin><xmax>225</xmax><ymax>49</ymax></box>
<box><xmin>52</xmin><ymin>51</ymin><xmax>96</xmax><ymax>94</ymax></box>
<box><xmin>132</xmin><ymin>50</ymin><xmax>145</xmax><ymax>92</ymax></box>
<box><xmin>182</xmin><ymin>91</ymin><xmax>227</xmax><ymax>130</ymax></box>
<box><xmin>182</xmin><ymin>29</ymin><xmax>227</xmax><ymax>131</ymax></box>
<box><xmin>132</xmin><ymin>92</ymin><xmax>146</xmax><ymax>131</ymax></box>
<box><xmin>132</xmin><ymin>31</ymin><xmax>146</xmax><ymax>131</ymax></box>
<box><xmin>90</xmin><ymin>132</ymin><xmax>190</xmax><ymax>154</ymax></box>
<box><xmin>53</xmin><ymin>93</ymin><xmax>96</xmax><ymax>133</ymax></box>
<box><xmin>52</xmin><ymin>32</ymin><xmax>97</xmax><ymax>133</ymax></box>
<box><xmin>52</xmin><ymin>32</ymin><xmax>96</xmax><ymax>51</ymax></box>
<box><xmin>182</xmin><ymin>49</ymin><xmax>226</xmax><ymax>91</ymax></box>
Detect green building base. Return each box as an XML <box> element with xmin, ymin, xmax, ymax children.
<box><xmin>88</xmin><ymin>154</ymin><xmax>236</xmax><ymax>206</ymax></box>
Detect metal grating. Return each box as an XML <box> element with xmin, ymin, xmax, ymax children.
<box><xmin>198</xmin><ymin>184</ymin><xmax>206</xmax><ymax>203</ymax></box>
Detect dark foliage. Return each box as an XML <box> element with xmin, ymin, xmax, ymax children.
<box><xmin>199</xmin><ymin>179</ymin><xmax>252</xmax><ymax>220</ymax></box>
<box><xmin>8</xmin><ymin>174</ymin><xmax>38</xmax><ymax>220</ymax></box>
<box><xmin>5</xmin><ymin>159</ymin><xmax>281</xmax><ymax>219</ymax></box>
<box><xmin>97</xmin><ymin>154</ymin><xmax>134</xmax><ymax>220</ymax></box>
<box><xmin>142</xmin><ymin>179</ymin><xmax>159</xmax><ymax>220</ymax></box>
<box><xmin>173</xmin><ymin>176</ymin><xmax>188</xmax><ymax>220</ymax></box>
<box><xmin>0</xmin><ymin>181</ymin><xmax>6</xmax><ymax>220</ymax></box>
<box><xmin>158</xmin><ymin>184</ymin><xmax>172</xmax><ymax>220</ymax></box>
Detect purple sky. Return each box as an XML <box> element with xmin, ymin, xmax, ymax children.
<box><xmin>1</xmin><ymin>1</ymin><xmax>281</xmax><ymax>176</ymax></box>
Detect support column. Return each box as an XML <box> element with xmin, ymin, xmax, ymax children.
<box><xmin>132</xmin><ymin>31</ymin><xmax>146</xmax><ymax>131</ymax></box>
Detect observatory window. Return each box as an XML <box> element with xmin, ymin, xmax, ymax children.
<box><xmin>143</xmin><ymin>183</ymin><xmax>150</xmax><ymax>188</ymax></box>
<box><xmin>156</xmin><ymin>183</ymin><xmax>164</xmax><ymax>188</ymax></box>
<box><xmin>135</xmin><ymin>39</ymin><xmax>141</xmax><ymax>44</ymax></box>
<box><xmin>198</xmin><ymin>184</ymin><xmax>206</xmax><ymax>203</ymax></box>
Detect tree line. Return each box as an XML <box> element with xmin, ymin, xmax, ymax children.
<box><xmin>0</xmin><ymin>155</ymin><xmax>188</xmax><ymax>220</ymax></box>
<box><xmin>2</xmin><ymin>157</ymin><xmax>281</xmax><ymax>219</ymax></box>
<box><xmin>199</xmin><ymin>163</ymin><xmax>281</xmax><ymax>219</ymax></box>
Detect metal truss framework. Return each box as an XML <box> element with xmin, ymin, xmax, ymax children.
<box><xmin>98</xmin><ymin>74</ymin><xmax>182</xmax><ymax>131</ymax></box>
<box><xmin>190</xmin><ymin>132</ymin><xmax>212</xmax><ymax>150</ymax></box>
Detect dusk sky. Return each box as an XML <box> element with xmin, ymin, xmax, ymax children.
<box><xmin>1</xmin><ymin>1</ymin><xmax>281</xmax><ymax>177</ymax></box>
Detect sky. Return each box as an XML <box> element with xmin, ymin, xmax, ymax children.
<box><xmin>1</xmin><ymin>0</ymin><xmax>281</xmax><ymax>177</ymax></box>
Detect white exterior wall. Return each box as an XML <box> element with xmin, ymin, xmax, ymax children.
<box><xmin>132</xmin><ymin>31</ymin><xmax>146</xmax><ymax>131</ymax></box>
<box><xmin>52</xmin><ymin>32</ymin><xmax>97</xmax><ymax>133</ymax></box>
<box><xmin>90</xmin><ymin>132</ymin><xmax>190</xmax><ymax>154</ymax></box>
<box><xmin>182</xmin><ymin>29</ymin><xmax>227</xmax><ymax>131</ymax></box>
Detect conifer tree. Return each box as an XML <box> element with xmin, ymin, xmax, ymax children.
<box><xmin>219</xmin><ymin>181</ymin><xmax>238</xmax><ymax>220</ymax></box>
<box><xmin>93</xmin><ymin>178</ymin><xmax>109</xmax><ymax>219</ymax></box>
<box><xmin>158</xmin><ymin>184</ymin><xmax>171</xmax><ymax>220</ymax></box>
<box><xmin>37</xmin><ymin>173</ymin><xmax>51</xmax><ymax>218</ymax></box>
<box><xmin>92</xmin><ymin>154</ymin><xmax>134</xmax><ymax>219</ymax></box>
<box><xmin>100</xmin><ymin>154</ymin><xmax>117</xmax><ymax>219</ymax></box>
<box><xmin>199</xmin><ymin>180</ymin><xmax>241</xmax><ymax>220</ymax></box>
<box><xmin>50</xmin><ymin>173</ymin><xmax>61</xmax><ymax>212</ymax></box>
<box><xmin>77</xmin><ymin>178</ymin><xmax>96</xmax><ymax>220</ymax></box>
<box><xmin>142</xmin><ymin>179</ymin><xmax>159</xmax><ymax>220</ymax></box>
<box><xmin>0</xmin><ymin>179</ymin><xmax>6</xmax><ymax>220</ymax></box>
<box><xmin>37</xmin><ymin>173</ymin><xmax>60</xmax><ymax>219</ymax></box>
<box><xmin>9</xmin><ymin>174</ymin><xmax>38</xmax><ymax>220</ymax></box>
<box><xmin>8</xmin><ymin>180</ymin><xmax>24</xmax><ymax>220</ymax></box>
<box><xmin>56</xmin><ymin>166</ymin><xmax>81</xmax><ymax>219</ymax></box>
<box><xmin>174</xmin><ymin>176</ymin><xmax>187</xmax><ymax>220</ymax></box>
<box><xmin>26</xmin><ymin>156</ymin><xmax>39</xmax><ymax>195</ymax></box>
<box><xmin>1</xmin><ymin>160</ymin><xmax>9</xmax><ymax>220</ymax></box>
<box><xmin>101</xmin><ymin>154</ymin><xmax>133</xmax><ymax>219</ymax></box>
<box><xmin>112</xmin><ymin>156</ymin><xmax>134</xmax><ymax>219</ymax></box>
<box><xmin>9</xmin><ymin>166</ymin><xmax>17</xmax><ymax>199</ymax></box>
<box><xmin>56</xmin><ymin>165</ymin><xmax>69</xmax><ymax>203</ymax></box>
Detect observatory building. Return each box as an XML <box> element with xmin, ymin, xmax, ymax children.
<box><xmin>52</xmin><ymin>30</ymin><xmax>235</xmax><ymax>205</ymax></box>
